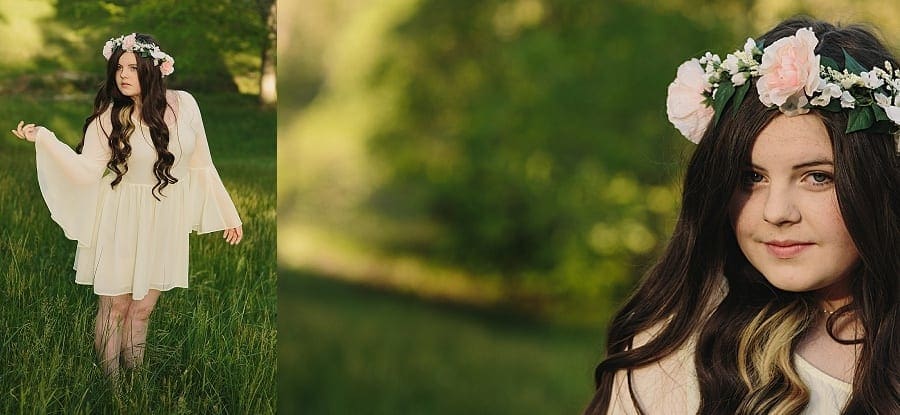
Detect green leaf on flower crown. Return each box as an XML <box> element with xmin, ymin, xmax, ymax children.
<box><xmin>711</xmin><ymin>81</ymin><xmax>735</xmax><ymax>127</ymax></box>
<box><xmin>730</xmin><ymin>82</ymin><xmax>751</xmax><ymax>116</ymax></box>
<box><xmin>843</xmin><ymin>49</ymin><xmax>868</xmax><ymax>75</ymax></box>
<box><xmin>846</xmin><ymin>106</ymin><xmax>875</xmax><ymax>133</ymax></box>
<box><xmin>872</xmin><ymin>103</ymin><xmax>890</xmax><ymax>122</ymax></box>
<box><xmin>854</xmin><ymin>93</ymin><xmax>874</xmax><ymax>107</ymax></box>
<box><xmin>822</xmin><ymin>99</ymin><xmax>842</xmax><ymax>112</ymax></box>
<box><xmin>820</xmin><ymin>55</ymin><xmax>841</xmax><ymax>72</ymax></box>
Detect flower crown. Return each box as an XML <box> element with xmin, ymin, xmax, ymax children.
<box><xmin>102</xmin><ymin>33</ymin><xmax>175</xmax><ymax>77</ymax></box>
<box><xmin>667</xmin><ymin>27</ymin><xmax>900</xmax><ymax>144</ymax></box>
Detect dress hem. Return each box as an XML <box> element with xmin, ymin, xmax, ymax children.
<box><xmin>74</xmin><ymin>280</ymin><xmax>188</xmax><ymax>300</ymax></box>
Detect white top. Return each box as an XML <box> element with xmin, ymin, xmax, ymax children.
<box><xmin>606</xmin><ymin>327</ymin><xmax>851</xmax><ymax>414</ymax></box>
<box><xmin>33</xmin><ymin>90</ymin><xmax>242</xmax><ymax>300</ymax></box>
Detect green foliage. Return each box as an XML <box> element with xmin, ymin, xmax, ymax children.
<box><xmin>0</xmin><ymin>93</ymin><xmax>276</xmax><ymax>413</ymax></box>
<box><xmin>4</xmin><ymin>0</ymin><xmax>271</xmax><ymax>93</ymax></box>
<box><xmin>842</xmin><ymin>49</ymin><xmax>867</xmax><ymax>75</ymax></box>
<box><xmin>847</xmin><ymin>106</ymin><xmax>875</xmax><ymax>133</ymax></box>
<box><xmin>712</xmin><ymin>80</ymin><xmax>736</xmax><ymax>126</ymax></box>
<box><xmin>355</xmin><ymin>0</ymin><xmax>734</xmax><ymax>306</ymax></box>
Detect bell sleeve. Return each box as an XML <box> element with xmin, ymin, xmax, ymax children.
<box><xmin>33</xmin><ymin>120</ymin><xmax>110</xmax><ymax>248</ymax></box>
<box><xmin>182</xmin><ymin>91</ymin><xmax>242</xmax><ymax>234</ymax></box>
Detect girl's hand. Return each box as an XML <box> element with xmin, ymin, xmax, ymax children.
<box><xmin>11</xmin><ymin>121</ymin><xmax>40</xmax><ymax>142</ymax></box>
<box><xmin>224</xmin><ymin>226</ymin><xmax>243</xmax><ymax>245</ymax></box>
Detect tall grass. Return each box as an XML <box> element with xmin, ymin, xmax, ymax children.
<box><xmin>0</xmin><ymin>93</ymin><xmax>276</xmax><ymax>414</ymax></box>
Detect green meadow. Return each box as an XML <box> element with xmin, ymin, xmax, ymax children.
<box><xmin>0</xmin><ymin>93</ymin><xmax>276</xmax><ymax>414</ymax></box>
<box><xmin>280</xmin><ymin>270</ymin><xmax>605</xmax><ymax>414</ymax></box>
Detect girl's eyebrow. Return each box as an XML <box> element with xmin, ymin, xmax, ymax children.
<box><xmin>750</xmin><ymin>159</ymin><xmax>833</xmax><ymax>172</ymax></box>
<box><xmin>792</xmin><ymin>159</ymin><xmax>833</xmax><ymax>170</ymax></box>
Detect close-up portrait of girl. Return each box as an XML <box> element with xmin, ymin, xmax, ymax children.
<box><xmin>585</xmin><ymin>17</ymin><xmax>899</xmax><ymax>414</ymax></box>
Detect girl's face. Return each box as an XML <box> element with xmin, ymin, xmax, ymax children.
<box><xmin>729</xmin><ymin>114</ymin><xmax>860</xmax><ymax>297</ymax></box>
<box><xmin>116</xmin><ymin>51</ymin><xmax>141</xmax><ymax>99</ymax></box>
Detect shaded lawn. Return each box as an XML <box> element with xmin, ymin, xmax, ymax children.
<box><xmin>280</xmin><ymin>270</ymin><xmax>606</xmax><ymax>414</ymax></box>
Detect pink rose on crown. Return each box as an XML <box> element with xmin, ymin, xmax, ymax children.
<box><xmin>102</xmin><ymin>41</ymin><xmax>115</xmax><ymax>60</ymax></box>
<box><xmin>122</xmin><ymin>33</ymin><xmax>137</xmax><ymax>51</ymax></box>
<box><xmin>666</xmin><ymin>58</ymin><xmax>714</xmax><ymax>143</ymax></box>
<box><xmin>756</xmin><ymin>28</ymin><xmax>822</xmax><ymax>115</ymax></box>
<box><xmin>160</xmin><ymin>60</ymin><xmax>175</xmax><ymax>77</ymax></box>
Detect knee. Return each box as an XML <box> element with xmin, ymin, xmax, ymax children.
<box><xmin>104</xmin><ymin>299</ymin><xmax>131</xmax><ymax>324</ymax></box>
<box><xmin>127</xmin><ymin>303</ymin><xmax>155</xmax><ymax>323</ymax></box>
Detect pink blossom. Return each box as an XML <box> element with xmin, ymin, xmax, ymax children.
<box><xmin>102</xmin><ymin>41</ymin><xmax>114</xmax><ymax>60</ymax></box>
<box><xmin>160</xmin><ymin>60</ymin><xmax>175</xmax><ymax>76</ymax></box>
<box><xmin>666</xmin><ymin>58</ymin><xmax>714</xmax><ymax>143</ymax></box>
<box><xmin>757</xmin><ymin>28</ymin><xmax>821</xmax><ymax>109</ymax></box>
<box><xmin>122</xmin><ymin>33</ymin><xmax>137</xmax><ymax>51</ymax></box>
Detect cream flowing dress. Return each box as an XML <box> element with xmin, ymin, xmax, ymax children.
<box><xmin>605</xmin><ymin>324</ymin><xmax>852</xmax><ymax>414</ymax></box>
<box><xmin>33</xmin><ymin>90</ymin><xmax>241</xmax><ymax>300</ymax></box>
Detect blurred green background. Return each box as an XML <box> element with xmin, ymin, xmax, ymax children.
<box><xmin>280</xmin><ymin>0</ymin><xmax>900</xmax><ymax>413</ymax></box>
<box><xmin>0</xmin><ymin>0</ymin><xmax>274</xmax><ymax>97</ymax></box>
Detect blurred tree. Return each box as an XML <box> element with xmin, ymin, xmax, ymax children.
<box><xmin>364</xmin><ymin>0</ymin><xmax>734</xmax><ymax>306</ymax></box>
<box><xmin>285</xmin><ymin>0</ymin><xmax>900</xmax><ymax>317</ymax></box>
<box><xmin>258</xmin><ymin>0</ymin><xmax>276</xmax><ymax>106</ymax></box>
<box><xmin>43</xmin><ymin>0</ymin><xmax>273</xmax><ymax>95</ymax></box>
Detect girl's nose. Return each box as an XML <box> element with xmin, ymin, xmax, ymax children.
<box><xmin>762</xmin><ymin>185</ymin><xmax>801</xmax><ymax>226</ymax></box>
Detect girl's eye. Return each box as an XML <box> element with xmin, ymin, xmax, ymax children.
<box><xmin>741</xmin><ymin>171</ymin><xmax>764</xmax><ymax>186</ymax></box>
<box><xmin>807</xmin><ymin>172</ymin><xmax>833</xmax><ymax>186</ymax></box>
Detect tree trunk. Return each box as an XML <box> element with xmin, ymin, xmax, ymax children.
<box><xmin>259</xmin><ymin>0</ymin><xmax>277</xmax><ymax>107</ymax></box>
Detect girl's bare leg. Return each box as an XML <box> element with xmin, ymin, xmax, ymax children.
<box><xmin>94</xmin><ymin>294</ymin><xmax>132</xmax><ymax>377</ymax></box>
<box><xmin>121</xmin><ymin>289</ymin><xmax>161</xmax><ymax>369</ymax></box>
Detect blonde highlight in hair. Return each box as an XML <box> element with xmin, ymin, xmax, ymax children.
<box><xmin>103</xmin><ymin>102</ymin><xmax>137</xmax><ymax>187</ymax></box>
<box><xmin>735</xmin><ymin>300</ymin><xmax>815</xmax><ymax>415</ymax></box>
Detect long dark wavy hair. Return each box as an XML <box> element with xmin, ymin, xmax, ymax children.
<box><xmin>76</xmin><ymin>33</ymin><xmax>178</xmax><ymax>201</ymax></box>
<box><xmin>585</xmin><ymin>17</ymin><xmax>900</xmax><ymax>415</ymax></box>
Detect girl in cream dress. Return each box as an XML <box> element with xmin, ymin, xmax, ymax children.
<box><xmin>12</xmin><ymin>33</ymin><xmax>243</xmax><ymax>377</ymax></box>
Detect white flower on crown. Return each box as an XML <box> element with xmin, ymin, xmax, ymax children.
<box><xmin>810</xmin><ymin>82</ymin><xmax>842</xmax><ymax>106</ymax></box>
<box><xmin>743</xmin><ymin>38</ymin><xmax>757</xmax><ymax>53</ymax></box>
<box><xmin>840</xmin><ymin>91</ymin><xmax>856</xmax><ymax>108</ymax></box>
<box><xmin>731</xmin><ymin>72</ymin><xmax>749</xmax><ymax>86</ymax></box>
<box><xmin>860</xmin><ymin>71</ymin><xmax>884</xmax><ymax>89</ymax></box>
<box><xmin>875</xmin><ymin>92</ymin><xmax>900</xmax><ymax>124</ymax></box>
<box><xmin>722</xmin><ymin>54</ymin><xmax>740</xmax><ymax>74</ymax></box>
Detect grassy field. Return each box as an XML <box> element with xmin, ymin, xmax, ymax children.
<box><xmin>280</xmin><ymin>270</ymin><xmax>606</xmax><ymax>414</ymax></box>
<box><xmin>0</xmin><ymin>93</ymin><xmax>276</xmax><ymax>414</ymax></box>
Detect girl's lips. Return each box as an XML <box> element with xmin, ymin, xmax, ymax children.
<box><xmin>764</xmin><ymin>242</ymin><xmax>814</xmax><ymax>258</ymax></box>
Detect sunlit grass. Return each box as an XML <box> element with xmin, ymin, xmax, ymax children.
<box><xmin>0</xmin><ymin>93</ymin><xmax>275</xmax><ymax>413</ymax></box>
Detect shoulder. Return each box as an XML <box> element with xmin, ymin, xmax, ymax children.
<box><xmin>170</xmin><ymin>89</ymin><xmax>202</xmax><ymax>119</ymax></box>
<box><xmin>90</xmin><ymin>107</ymin><xmax>114</xmax><ymax>138</ymax></box>
<box><xmin>170</xmin><ymin>89</ymin><xmax>197</xmax><ymax>106</ymax></box>
<box><xmin>609</xmin><ymin>323</ymin><xmax>700</xmax><ymax>414</ymax></box>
